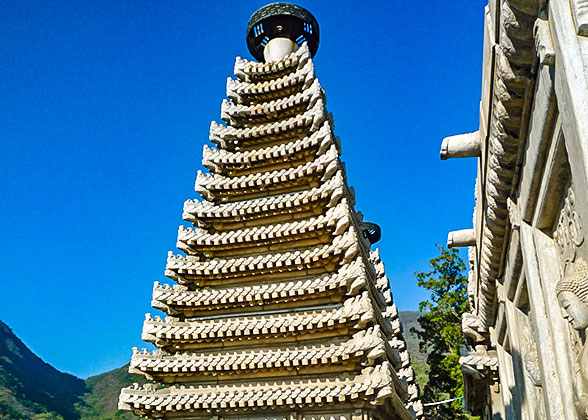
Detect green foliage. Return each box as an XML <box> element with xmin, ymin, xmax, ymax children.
<box><xmin>76</xmin><ymin>365</ymin><xmax>143</xmax><ymax>420</ymax></box>
<box><xmin>397</xmin><ymin>311</ymin><xmax>429</xmax><ymax>389</ymax></box>
<box><xmin>412</xmin><ymin>245</ymin><xmax>471</xmax><ymax>420</ymax></box>
<box><xmin>32</xmin><ymin>412</ymin><xmax>65</xmax><ymax>420</ymax></box>
<box><xmin>0</xmin><ymin>320</ymin><xmax>141</xmax><ymax>420</ymax></box>
<box><xmin>0</xmin><ymin>321</ymin><xmax>86</xmax><ymax>420</ymax></box>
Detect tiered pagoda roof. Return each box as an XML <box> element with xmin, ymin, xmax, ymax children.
<box><xmin>119</xmin><ymin>36</ymin><xmax>423</xmax><ymax>420</ymax></box>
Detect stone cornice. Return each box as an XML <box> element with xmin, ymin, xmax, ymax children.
<box><xmin>119</xmin><ymin>362</ymin><xmax>398</xmax><ymax>415</ymax></box>
<box><xmin>475</xmin><ymin>0</ymin><xmax>539</xmax><ymax>329</ymax></box>
<box><xmin>209</xmin><ymin>96</ymin><xmax>327</xmax><ymax>150</ymax></box>
<box><xmin>142</xmin><ymin>292</ymin><xmax>378</xmax><ymax>348</ymax></box>
<box><xmin>176</xmin><ymin>198</ymin><xmax>353</xmax><ymax>258</ymax></box>
<box><xmin>227</xmin><ymin>56</ymin><xmax>315</xmax><ymax>104</ymax></box>
<box><xmin>221</xmin><ymin>78</ymin><xmax>323</xmax><ymax>127</ymax></box>
<box><xmin>194</xmin><ymin>146</ymin><xmax>340</xmax><ymax>202</ymax></box>
<box><xmin>130</xmin><ymin>325</ymin><xmax>400</xmax><ymax>381</ymax></box>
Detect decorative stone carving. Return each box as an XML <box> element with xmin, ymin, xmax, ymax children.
<box><xmin>449</xmin><ymin>0</ymin><xmax>540</xmax><ymax>331</ymax></box>
<box><xmin>507</xmin><ymin>197</ymin><xmax>521</xmax><ymax>230</ymax></box>
<box><xmin>554</xmin><ymin>187</ymin><xmax>584</xmax><ymax>266</ymax></box>
<box><xmin>460</xmin><ymin>344</ymin><xmax>499</xmax><ymax>414</ymax></box>
<box><xmin>523</xmin><ymin>350</ymin><xmax>546</xmax><ymax>420</ymax></box>
<box><xmin>534</xmin><ymin>18</ymin><xmax>555</xmax><ymax>65</ymax></box>
<box><xmin>463</xmin><ymin>313</ymin><xmax>488</xmax><ymax>343</ymax></box>
<box><xmin>460</xmin><ymin>345</ymin><xmax>499</xmax><ymax>376</ymax></box>
<box><xmin>443</xmin><ymin>0</ymin><xmax>588</xmax><ymax>417</ymax></box>
<box><xmin>571</xmin><ymin>0</ymin><xmax>588</xmax><ymax>36</ymax></box>
<box><xmin>556</xmin><ymin>258</ymin><xmax>588</xmax><ymax>417</ymax></box>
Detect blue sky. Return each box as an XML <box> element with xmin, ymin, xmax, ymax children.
<box><xmin>0</xmin><ymin>1</ymin><xmax>484</xmax><ymax>378</ymax></box>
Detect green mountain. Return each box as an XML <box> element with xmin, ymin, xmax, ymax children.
<box><xmin>76</xmin><ymin>367</ymin><xmax>143</xmax><ymax>420</ymax></box>
<box><xmin>0</xmin><ymin>321</ymin><xmax>142</xmax><ymax>420</ymax></box>
<box><xmin>397</xmin><ymin>310</ymin><xmax>428</xmax><ymax>389</ymax></box>
<box><xmin>0</xmin><ymin>321</ymin><xmax>85</xmax><ymax>420</ymax></box>
<box><xmin>0</xmin><ymin>313</ymin><xmax>426</xmax><ymax>419</ymax></box>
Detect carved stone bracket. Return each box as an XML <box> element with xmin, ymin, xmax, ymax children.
<box><xmin>571</xmin><ymin>0</ymin><xmax>588</xmax><ymax>36</ymax></box>
<box><xmin>463</xmin><ymin>312</ymin><xmax>489</xmax><ymax>343</ymax></box>
<box><xmin>534</xmin><ymin>18</ymin><xmax>555</xmax><ymax>65</ymax></box>
<box><xmin>460</xmin><ymin>344</ymin><xmax>499</xmax><ymax>416</ymax></box>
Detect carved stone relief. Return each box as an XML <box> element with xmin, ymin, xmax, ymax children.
<box><xmin>516</xmin><ymin>303</ymin><xmax>546</xmax><ymax>420</ymax></box>
<box><xmin>571</xmin><ymin>0</ymin><xmax>588</xmax><ymax>36</ymax></box>
<box><xmin>533</xmin><ymin>18</ymin><xmax>555</xmax><ymax>65</ymax></box>
<box><xmin>554</xmin><ymin>186</ymin><xmax>584</xmax><ymax>268</ymax></box>
<box><xmin>556</xmin><ymin>258</ymin><xmax>588</xmax><ymax>417</ymax></box>
<box><xmin>523</xmin><ymin>349</ymin><xmax>546</xmax><ymax>420</ymax></box>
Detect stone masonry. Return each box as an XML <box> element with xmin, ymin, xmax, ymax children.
<box><xmin>119</xmin><ymin>5</ymin><xmax>424</xmax><ymax>419</ymax></box>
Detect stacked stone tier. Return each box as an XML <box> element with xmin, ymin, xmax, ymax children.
<box><xmin>142</xmin><ymin>291</ymin><xmax>398</xmax><ymax>349</ymax></box>
<box><xmin>166</xmin><ymin>227</ymin><xmax>363</xmax><ymax>286</ymax></box>
<box><xmin>183</xmin><ymin>172</ymin><xmax>350</xmax><ymax>230</ymax></box>
<box><xmin>227</xmin><ymin>59</ymin><xmax>314</xmax><ymax>105</ymax></box>
<box><xmin>210</xmin><ymin>98</ymin><xmax>326</xmax><ymax>150</ymax></box>
<box><xmin>221</xmin><ymin>79</ymin><xmax>323</xmax><ymax>127</ymax></box>
<box><xmin>177</xmin><ymin>199</ymin><xmax>355</xmax><ymax>258</ymax></box>
<box><xmin>195</xmin><ymin>147</ymin><xmax>341</xmax><ymax>202</ymax></box>
<box><xmin>203</xmin><ymin>121</ymin><xmax>338</xmax><ymax>176</ymax></box>
<box><xmin>121</xmin><ymin>44</ymin><xmax>421</xmax><ymax>419</ymax></box>
<box><xmin>119</xmin><ymin>362</ymin><xmax>412</xmax><ymax>418</ymax></box>
<box><xmin>152</xmin><ymin>256</ymin><xmax>368</xmax><ymax>316</ymax></box>
<box><xmin>233</xmin><ymin>47</ymin><xmax>309</xmax><ymax>83</ymax></box>
<box><xmin>130</xmin><ymin>326</ymin><xmax>402</xmax><ymax>382</ymax></box>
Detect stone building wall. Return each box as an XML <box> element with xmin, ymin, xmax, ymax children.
<box><xmin>443</xmin><ymin>0</ymin><xmax>588</xmax><ymax>419</ymax></box>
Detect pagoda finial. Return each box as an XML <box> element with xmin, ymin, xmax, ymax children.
<box><xmin>247</xmin><ymin>3</ymin><xmax>319</xmax><ymax>62</ymax></box>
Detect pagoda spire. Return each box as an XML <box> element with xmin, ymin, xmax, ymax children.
<box><xmin>119</xmin><ymin>4</ymin><xmax>423</xmax><ymax>419</ymax></box>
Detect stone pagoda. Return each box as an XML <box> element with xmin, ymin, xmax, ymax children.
<box><xmin>119</xmin><ymin>4</ymin><xmax>423</xmax><ymax>420</ymax></box>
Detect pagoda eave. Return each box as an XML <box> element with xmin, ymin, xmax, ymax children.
<box><xmin>233</xmin><ymin>44</ymin><xmax>310</xmax><ymax>82</ymax></box>
<box><xmin>183</xmin><ymin>172</ymin><xmax>350</xmax><ymax>230</ymax></box>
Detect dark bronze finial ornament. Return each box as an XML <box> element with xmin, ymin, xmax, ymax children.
<box><xmin>362</xmin><ymin>222</ymin><xmax>382</xmax><ymax>245</ymax></box>
<box><xmin>247</xmin><ymin>3</ymin><xmax>320</xmax><ymax>62</ymax></box>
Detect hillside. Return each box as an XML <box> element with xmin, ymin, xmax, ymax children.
<box><xmin>0</xmin><ymin>321</ymin><xmax>86</xmax><ymax>420</ymax></box>
<box><xmin>76</xmin><ymin>367</ymin><xmax>143</xmax><ymax>420</ymax></box>
<box><xmin>0</xmin><ymin>320</ymin><xmax>144</xmax><ymax>420</ymax></box>
<box><xmin>0</xmin><ymin>314</ymin><xmax>427</xmax><ymax>419</ymax></box>
<box><xmin>397</xmin><ymin>311</ymin><xmax>428</xmax><ymax>389</ymax></box>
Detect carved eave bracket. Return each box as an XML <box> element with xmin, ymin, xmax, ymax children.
<box><xmin>460</xmin><ymin>345</ymin><xmax>499</xmax><ymax>416</ymax></box>
<box><xmin>463</xmin><ymin>312</ymin><xmax>490</xmax><ymax>343</ymax></box>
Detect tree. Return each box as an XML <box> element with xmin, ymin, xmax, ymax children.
<box><xmin>32</xmin><ymin>412</ymin><xmax>65</xmax><ymax>420</ymax></box>
<box><xmin>412</xmin><ymin>244</ymin><xmax>470</xmax><ymax>420</ymax></box>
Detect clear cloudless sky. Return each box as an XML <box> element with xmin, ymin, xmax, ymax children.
<box><xmin>0</xmin><ymin>1</ymin><xmax>485</xmax><ymax>378</ymax></box>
